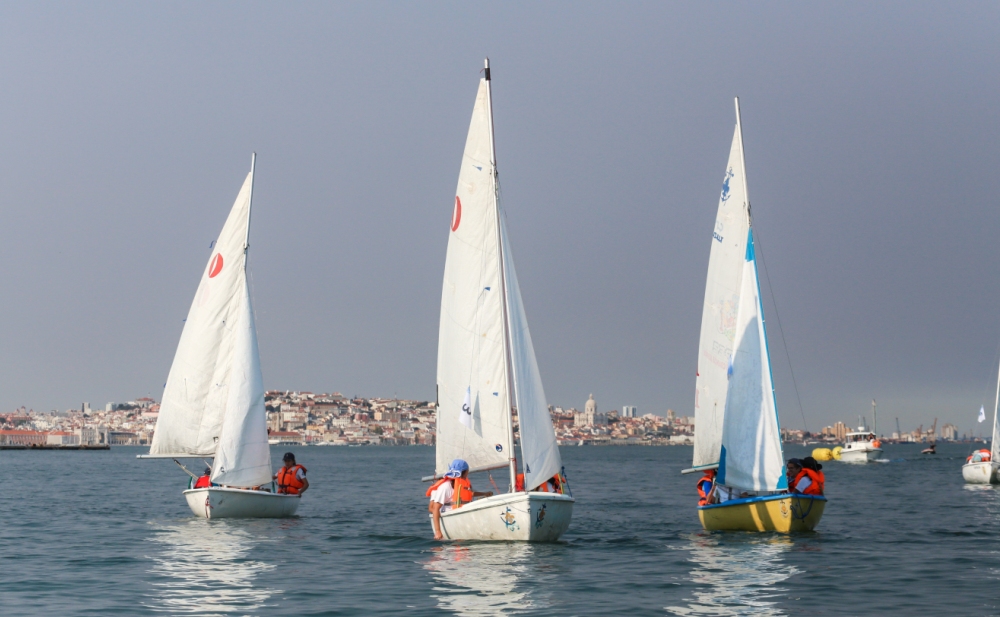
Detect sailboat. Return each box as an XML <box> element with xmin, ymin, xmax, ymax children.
<box><xmin>427</xmin><ymin>59</ymin><xmax>574</xmax><ymax>541</ymax></box>
<box><xmin>139</xmin><ymin>155</ymin><xmax>299</xmax><ymax>519</ymax></box>
<box><xmin>963</xmin><ymin>367</ymin><xmax>1000</xmax><ymax>484</ymax></box>
<box><xmin>685</xmin><ymin>99</ymin><xmax>825</xmax><ymax>532</ymax></box>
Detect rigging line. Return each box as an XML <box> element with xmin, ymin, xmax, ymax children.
<box><xmin>750</xmin><ymin>219</ymin><xmax>809</xmax><ymax>433</ymax></box>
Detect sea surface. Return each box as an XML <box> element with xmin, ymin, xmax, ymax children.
<box><xmin>2</xmin><ymin>443</ymin><xmax>999</xmax><ymax>616</ymax></box>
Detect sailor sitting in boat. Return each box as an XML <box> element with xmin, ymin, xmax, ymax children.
<box><xmin>786</xmin><ymin>458</ymin><xmax>824</xmax><ymax>495</ymax></box>
<box><xmin>427</xmin><ymin>459</ymin><xmax>494</xmax><ymax>540</ymax></box>
<box><xmin>274</xmin><ymin>452</ymin><xmax>309</xmax><ymax>495</ymax></box>
<box><xmin>515</xmin><ymin>472</ymin><xmax>563</xmax><ymax>493</ymax></box>
<box><xmin>193</xmin><ymin>467</ymin><xmax>212</xmax><ymax>489</ymax></box>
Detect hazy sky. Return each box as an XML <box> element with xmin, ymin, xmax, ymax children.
<box><xmin>1</xmin><ymin>3</ymin><xmax>998</xmax><ymax>434</ymax></box>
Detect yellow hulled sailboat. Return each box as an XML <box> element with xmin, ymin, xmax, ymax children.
<box><xmin>685</xmin><ymin>98</ymin><xmax>825</xmax><ymax>532</ymax></box>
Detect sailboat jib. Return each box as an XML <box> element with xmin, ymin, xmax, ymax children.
<box><xmin>693</xmin><ymin>124</ymin><xmax>750</xmax><ymax>469</ymax></box>
<box><xmin>717</xmin><ymin>229</ymin><xmax>786</xmax><ymax>492</ymax></box>
<box><xmin>436</xmin><ymin>76</ymin><xmax>511</xmax><ymax>476</ymax></box>
<box><xmin>149</xmin><ymin>170</ymin><xmax>254</xmax><ymax>457</ymax></box>
<box><xmin>500</xmin><ymin>214</ymin><xmax>562</xmax><ymax>491</ymax></box>
<box><xmin>210</xmin><ymin>281</ymin><xmax>272</xmax><ymax>488</ymax></box>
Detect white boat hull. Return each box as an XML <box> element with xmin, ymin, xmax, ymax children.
<box><xmin>839</xmin><ymin>447</ymin><xmax>882</xmax><ymax>463</ymax></box>
<box><xmin>962</xmin><ymin>461</ymin><xmax>999</xmax><ymax>484</ymax></box>
<box><xmin>437</xmin><ymin>492</ymin><xmax>574</xmax><ymax>542</ymax></box>
<box><xmin>183</xmin><ymin>487</ymin><xmax>301</xmax><ymax>519</ymax></box>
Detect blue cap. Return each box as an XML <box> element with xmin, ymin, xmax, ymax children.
<box><xmin>445</xmin><ymin>459</ymin><xmax>469</xmax><ymax>478</ymax></box>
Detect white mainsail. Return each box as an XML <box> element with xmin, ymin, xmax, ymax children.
<box><xmin>717</xmin><ymin>229</ymin><xmax>786</xmax><ymax>491</ymax></box>
<box><xmin>693</xmin><ymin>124</ymin><xmax>750</xmax><ymax>470</ymax></box>
<box><xmin>500</xmin><ymin>214</ymin><xmax>562</xmax><ymax>491</ymax></box>
<box><xmin>211</xmin><ymin>280</ymin><xmax>271</xmax><ymax>487</ymax></box>
<box><xmin>150</xmin><ymin>165</ymin><xmax>255</xmax><ymax>458</ymax></box>
<box><xmin>991</xmin><ymin>360</ymin><xmax>1000</xmax><ymax>462</ymax></box>
<box><xmin>436</xmin><ymin>76</ymin><xmax>512</xmax><ymax>476</ymax></box>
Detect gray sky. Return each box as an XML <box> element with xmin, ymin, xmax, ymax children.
<box><xmin>1</xmin><ymin>2</ymin><xmax>998</xmax><ymax>434</ymax></box>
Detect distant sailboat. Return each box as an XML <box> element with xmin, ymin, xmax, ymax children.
<box><xmin>963</xmin><ymin>364</ymin><xmax>1000</xmax><ymax>484</ymax></box>
<box><xmin>426</xmin><ymin>59</ymin><xmax>574</xmax><ymax>541</ymax></box>
<box><xmin>685</xmin><ymin>99</ymin><xmax>825</xmax><ymax>532</ymax></box>
<box><xmin>139</xmin><ymin>155</ymin><xmax>299</xmax><ymax>518</ymax></box>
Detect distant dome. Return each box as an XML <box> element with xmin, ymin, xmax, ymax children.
<box><xmin>585</xmin><ymin>394</ymin><xmax>597</xmax><ymax>414</ymax></box>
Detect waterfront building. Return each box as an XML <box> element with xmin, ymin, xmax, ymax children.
<box><xmin>622</xmin><ymin>405</ymin><xmax>637</xmax><ymax>418</ymax></box>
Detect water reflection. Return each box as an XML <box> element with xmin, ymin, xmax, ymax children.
<box><xmin>146</xmin><ymin>520</ymin><xmax>278</xmax><ymax>615</ymax></box>
<box><xmin>666</xmin><ymin>534</ymin><xmax>800</xmax><ymax>616</ymax></box>
<box><xmin>424</xmin><ymin>543</ymin><xmax>542</xmax><ymax>616</ymax></box>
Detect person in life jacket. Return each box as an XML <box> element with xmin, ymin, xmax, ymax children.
<box><xmin>515</xmin><ymin>473</ymin><xmax>563</xmax><ymax>493</ymax></box>
<box><xmin>697</xmin><ymin>469</ymin><xmax>716</xmax><ymax>506</ymax></box>
<box><xmin>787</xmin><ymin>458</ymin><xmax>823</xmax><ymax>496</ymax></box>
<box><xmin>274</xmin><ymin>452</ymin><xmax>309</xmax><ymax>495</ymax></box>
<box><xmin>193</xmin><ymin>467</ymin><xmax>212</xmax><ymax>489</ymax></box>
<box><xmin>427</xmin><ymin>459</ymin><xmax>494</xmax><ymax>540</ymax></box>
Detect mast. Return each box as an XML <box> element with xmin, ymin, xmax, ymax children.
<box><xmin>734</xmin><ymin>98</ymin><xmax>751</xmax><ymax>227</ymax></box>
<box><xmin>244</xmin><ymin>152</ymin><xmax>255</xmax><ymax>267</ymax></box>
<box><xmin>484</xmin><ymin>58</ymin><xmax>518</xmax><ymax>492</ymax></box>
<box><xmin>872</xmin><ymin>399</ymin><xmax>877</xmax><ymax>436</ymax></box>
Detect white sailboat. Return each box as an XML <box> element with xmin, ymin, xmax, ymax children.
<box><xmin>685</xmin><ymin>98</ymin><xmax>825</xmax><ymax>532</ymax></box>
<box><xmin>428</xmin><ymin>59</ymin><xmax>573</xmax><ymax>542</ymax></box>
<box><xmin>139</xmin><ymin>155</ymin><xmax>299</xmax><ymax>519</ymax></box>
<box><xmin>963</xmin><ymin>368</ymin><xmax>1000</xmax><ymax>484</ymax></box>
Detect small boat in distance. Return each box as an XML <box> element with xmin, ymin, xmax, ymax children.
<box><xmin>840</xmin><ymin>428</ymin><xmax>883</xmax><ymax>463</ymax></box>
<box><xmin>426</xmin><ymin>59</ymin><xmax>574</xmax><ymax>541</ymax></box>
<box><xmin>963</xmin><ymin>363</ymin><xmax>1000</xmax><ymax>484</ymax></box>
<box><xmin>685</xmin><ymin>98</ymin><xmax>825</xmax><ymax>533</ymax></box>
<box><xmin>138</xmin><ymin>155</ymin><xmax>300</xmax><ymax>519</ymax></box>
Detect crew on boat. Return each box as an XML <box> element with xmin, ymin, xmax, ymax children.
<box><xmin>515</xmin><ymin>472</ymin><xmax>563</xmax><ymax>493</ymax></box>
<box><xmin>274</xmin><ymin>452</ymin><xmax>309</xmax><ymax>495</ymax></box>
<box><xmin>968</xmin><ymin>449</ymin><xmax>991</xmax><ymax>463</ymax></box>
<box><xmin>786</xmin><ymin>457</ymin><xmax>824</xmax><ymax>495</ymax></box>
<box><xmin>193</xmin><ymin>467</ymin><xmax>212</xmax><ymax>489</ymax></box>
<box><xmin>427</xmin><ymin>459</ymin><xmax>494</xmax><ymax>540</ymax></box>
<box><xmin>696</xmin><ymin>469</ymin><xmax>716</xmax><ymax>506</ymax></box>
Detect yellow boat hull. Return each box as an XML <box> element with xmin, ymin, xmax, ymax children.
<box><xmin>698</xmin><ymin>494</ymin><xmax>826</xmax><ymax>532</ymax></box>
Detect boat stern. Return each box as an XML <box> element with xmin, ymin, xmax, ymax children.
<box><xmin>962</xmin><ymin>461</ymin><xmax>999</xmax><ymax>485</ymax></box>
<box><xmin>183</xmin><ymin>487</ymin><xmax>301</xmax><ymax>519</ymax></box>
<box><xmin>438</xmin><ymin>492</ymin><xmax>574</xmax><ymax>542</ymax></box>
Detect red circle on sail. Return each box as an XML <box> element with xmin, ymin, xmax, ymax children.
<box><xmin>208</xmin><ymin>253</ymin><xmax>224</xmax><ymax>278</ymax></box>
<box><xmin>451</xmin><ymin>196</ymin><xmax>462</xmax><ymax>232</ymax></box>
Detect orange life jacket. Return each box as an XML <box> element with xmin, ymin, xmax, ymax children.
<box><xmin>516</xmin><ymin>473</ymin><xmax>560</xmax><ymax>493</ymax></box>
<box><xmin>426</xmin><ymin>477</ymin><xmax>451</xmax><ymax>497</ymax></box>
<box><xmin>794</xmin><ymin>469</ymin><xmax>823</xmax><ymax>495</ymax></box>
<box><xmin>697</xmin><ymin>472</ymin><xmax>715</xmax><ymax>506</ymax></box>
<box><xmin>276</xmin><ymin>464</ymin><xmax>307</xmax><ymax>495</ymax></box>
<box><xmin>194</xmin><ymin>475</ymin><xmax>211</xmax><ymax>489</ymax></box>
<box><xmin>452</xmin><ymin>477</ymin><xmax>474</xmax><ymax>507</ymax></box>
<box><xmin>968</xmin><ymin>449</ymin><xmax>991</xmax><ymax>463</ymax></box>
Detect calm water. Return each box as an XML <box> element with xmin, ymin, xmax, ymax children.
<box><xmin>2</xmin><ymin>443</ymin><xmax>999</xmax><ymax>616</ymax></box>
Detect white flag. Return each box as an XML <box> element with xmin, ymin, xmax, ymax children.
<box><xmin>459</xmin><ymin>386</ymin><xmax>473</xmax><ymax>429</ymax></box>
<box><xmin>978</xmin><ymin>406</ymin><xmax>986</xmax><ymax>423</ymax></box>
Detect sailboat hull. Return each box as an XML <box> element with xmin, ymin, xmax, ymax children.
<box><xmin>698</xmin><ymin>494</ymin><xmax>826</xmax><ymax>532</ymax></box>
<box><xmin>962</xmin><ymin>461</ymin><xmax>999</xmax><ymax>484</ymax></box>
<box><xmin>183</xmin><ymin>487</ymin><xmax>301</xmax><ymax>519</ymax></box>
<box><xmin>437</xmin><ymin>492</ymin><xmax>574</xmax><ymax>542</ymax></box>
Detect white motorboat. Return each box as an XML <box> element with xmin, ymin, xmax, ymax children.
<box><xmin>140</xmin><ymin>155</ymin><xmax>299</xmax><ymax>518</ymax></box>
<box><xmin>426</xmin><ymin>59</ymin><xmax>573</xmax><ymax>542</ymax></box>
<box><xmin>839</xmin><ymin>429</ymin><xmax>882</xmax><ymax>463</ymax></box>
